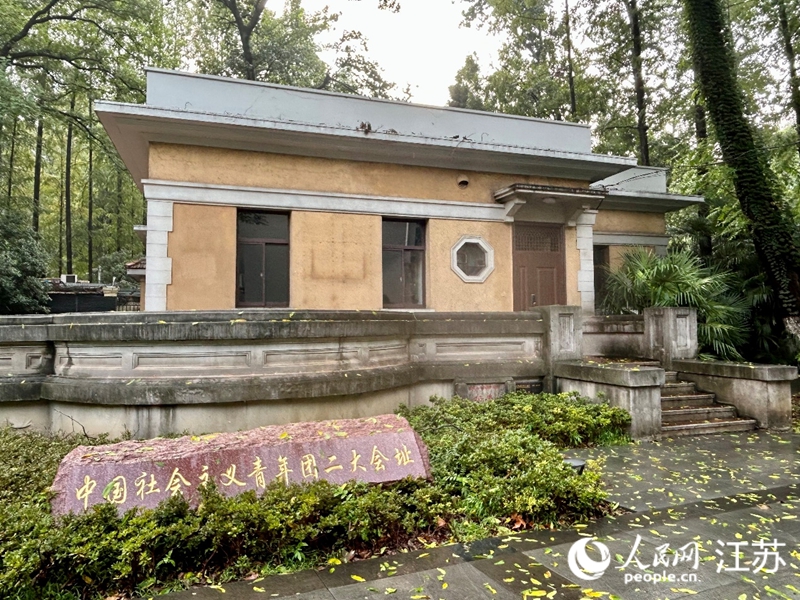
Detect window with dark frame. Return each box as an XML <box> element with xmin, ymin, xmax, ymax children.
<box><xmin>382</xmin><ymin>219</ymin><xmax>426</xmax><ymax>308</ymax></box>
<box><xmin>236</xmin><ymin>211</ymin><xmax>290</xmax><ymax>307</ymax></box>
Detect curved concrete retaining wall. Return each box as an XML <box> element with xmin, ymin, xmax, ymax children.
<box><xmin>0</xmin><ymin>308</ymin><xmax>582</xmax><ymax>437</ymax></box>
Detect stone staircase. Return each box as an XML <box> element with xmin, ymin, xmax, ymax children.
<box><xmin>660</xmin><ymin>370</ymin><xmax>757</xmax><ymax>437</ymax></box>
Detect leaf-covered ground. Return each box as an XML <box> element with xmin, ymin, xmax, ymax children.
<box><xmin>157</xmin><ymin>431</ymin><xmax>800</xmax><ymax>600</ymax></box>
<box><xmin>573</xmin><ymin>431</ymin><xmax>799</xmax><ymax>512</ymax></box>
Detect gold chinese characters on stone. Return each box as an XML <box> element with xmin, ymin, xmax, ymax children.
<box><xmin>53</xmin><ymin>414</ymin><xmax>430</xmax><ymax>515</ymax></box>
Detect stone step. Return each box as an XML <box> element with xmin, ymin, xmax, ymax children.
<box><xmin>660</xmin><ymin>417</ymin><xmax>758</xmax><ymax>438</ymax></box>
<box><xmin>661</xmin><ymin>405</ymin><xmax>737</xmax><ymax>423</ymax></box>
<box><xmin>661</xmin><ymin>393</ymin><xmax>717</xmax><ymax>409</ymax></box>
<box><xmin>661</xmin><ymin>382</ymin><xmax>697</xmax><ymax>396</ymax></box>
<box><xmin>664</xmin><ymin>371</ymin><xmax>678</xmax><ymax>383</ymax></box>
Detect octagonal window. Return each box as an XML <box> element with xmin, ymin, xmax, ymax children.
<box><xmin>451</xmin><ymin>236</ymin><xmax>495</xmax><ymax>283</ymax></box>
<box><xmin>457</xmin><ymin>242</ymin><xmax>487</xmax><ymax>276</ymax></box>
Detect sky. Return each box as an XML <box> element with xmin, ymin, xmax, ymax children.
<box><xmin>300</xmin><ymin>0</ymin><xmax>504</xmax><ymax>106</ymax></box>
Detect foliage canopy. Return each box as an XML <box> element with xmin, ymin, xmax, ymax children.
<box><xmin>0</xmin><ymin>209</ymin><xmax>49</xmax><ymax>314</ymax></box>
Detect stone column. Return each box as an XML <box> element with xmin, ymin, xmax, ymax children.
<box><xmin>643</xmin><ymin>307</ymin><xmax>698</xmax><ymax>370</ymax></box>
<box><xmin>143</xmin><ymin>200</ymin><xmax>174</xmax><ymax>312</ymax></box>
<box><xmin>575</xmin><ymin>209</ymin><xmax>598</xmax><ymax>314</ymax></box>
<box><xmin>540</xmin><ymin>305</ymin><xmax>583</xmax><ymax>392</ymax></box>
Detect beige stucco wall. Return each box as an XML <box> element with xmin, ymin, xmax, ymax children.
<box><xmin>426</xmin><ymin>220</ymin><xmax>513</xmax><ymax>312</ymax></box>
<box><xmin>148</xmin><ymin>144</ymin><xmax>671</xmax><ymax>314</ymax></box>
<box><xmin>148</xmin><ymin>143</ymin><xmax>588</xmax><ymax>204</ymax></box>
<box><xmin>290</xmin><ymin>211</ymin><xmax>382</xmax><ymax>310</ymax></box>
<box><xmin>595</xmin><ymin>210</ymin><xmax>665</xmax><ymax>234</ymax></box>
<box><xmin>167</xmin><ymin>203</ymin><xmax>237</xmax><ymax>310</ymax></box>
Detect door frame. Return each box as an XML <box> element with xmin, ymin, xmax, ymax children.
<box><xmin>512</xmin><ymin>222</ymin><xmax>568</xmax><ymax>311</ymax></box>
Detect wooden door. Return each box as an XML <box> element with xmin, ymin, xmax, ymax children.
<box><xmin>513</xmin><ymin>223</ymin><xmax>567</xmax><ymax>310</ymax></box>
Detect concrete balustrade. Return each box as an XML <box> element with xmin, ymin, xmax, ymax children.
<box><xmin>0</xmin><ymin>308</ymin><xmax>577</xmax><ymax>437</ymax></box>
<box><xmin>555</xmin><ymin>360</ymin><xmax>664</xmax><ymax>440</ymax></box>
<box><xmin>673</xmin><ymin>359</ymin><xmax>796</xmax><ymax>431</ymax></box>
<box><xmin>1</xmin><ymin>306</ymin><xmax>793</xmax><ymax>440</ymax></box>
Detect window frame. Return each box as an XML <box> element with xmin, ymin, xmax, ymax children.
<box><xmin>451</xmin><ymin>235</ymin><xmax>495</xmax><ymax>283</ymax></box>
<box><xmin>382</xmin><ymin>219</ymin><xmax>427</xmax><ymax>309</ymax></box>
<box><xmin>236</xmin><ymin>210</ymin><xmax>290</xmax><ymax>308</ymax></box>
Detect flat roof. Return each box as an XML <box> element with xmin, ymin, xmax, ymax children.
<box><xmin>96</xmin><ymin>69</ymin><xmax>637</xmax><ymax>189</ymax></box>
<box><xmin>144</xmin><ymin>68</ymin><xmax>594</xmax><ymax>154</ymax></box>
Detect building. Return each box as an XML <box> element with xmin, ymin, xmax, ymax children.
<box><xmin>96</xmin><ymin>69</ymin><xmax>701</xmax><ymax>315</ymax></box>
<box><xmin>2</xmin><ymin>72</ymin><xmax>791</xmax><ymax>440</ymax></box>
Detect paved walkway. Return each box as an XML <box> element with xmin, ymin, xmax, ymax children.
<box><xmin>155</xmin><ymin>432</ymin><xmax>800</xmax><ymax>600</ymax></box>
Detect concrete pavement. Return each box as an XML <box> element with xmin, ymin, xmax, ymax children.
<box><xmin>151</xmin><ymin>431</ymin><xmax>800</xmax><ymax>600</ymax></box>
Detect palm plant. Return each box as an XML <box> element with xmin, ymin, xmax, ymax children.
<box><xmin>601</xmin><ymin>248</ymin><xmax>749</xmax><ymax>361</ymax></box>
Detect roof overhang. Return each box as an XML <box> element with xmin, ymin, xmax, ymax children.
<box><xmin>95</xmin><ymin>102</ymin><xmax>638</xmax><ymax>191</ymax></box>
<box><xmin>495</xmin><ymin>183</ymin><xmax>703</xmax><ymax>215</ymax></box>
<box><xmin>600</xmin><ymin>189</ymin><xmax>705</xmax><ymax>213</ymax></box>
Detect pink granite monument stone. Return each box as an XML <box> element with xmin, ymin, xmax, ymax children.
<box><xmin>51</xmin><ymin>414</ymin><xmax>430</xmax><ymax>515</ymax></box>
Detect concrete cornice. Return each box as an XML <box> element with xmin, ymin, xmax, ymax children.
<box><xmin>495</xmin><ymin>182</ymin><xmax>702</xmax><ymax>214</ymax></box>
<box><xmin>494</xmin><ymin>183</ymin><xmax>604</xmax><ymax>203</ymax></box>
<box><xmin>95</xmin><ymin>101</ymin><xmax>637</xmax><ymax>190</ymax></box>
<box><xmin>141</xmin><ymin>179</ymin><xmax>518</xmax><ymax>222</ymax></box>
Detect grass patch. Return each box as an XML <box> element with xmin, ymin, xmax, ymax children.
<box><xmin>0</xmin><ymin>392</ymin><xmax>630</xmax><ymax>599</ymax></box>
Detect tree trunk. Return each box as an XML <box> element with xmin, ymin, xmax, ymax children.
<box><xmin>777</xmin><ymin>0</ymin><xmax>800</xmax><ymax>159</ymax></box>
<box><xmin>625</xmin><ymin>0</ymin><xmax>650</xmax><ymax>166</ymax></box>
<box><xmin>6</xmin><ymin>117</ymin><xmax>18</xmax><ymax>204</ymax></box>
<box><xmin>693</xmin><ymin>102</ymin><xmax>708</xmax><ymax>141</ymax></box>
<box><xmin>65</xmin><ymin>96</ymin><xmax>75</xmax><ymax>275</ymax></box>
<box><xmin>32</xmin><ymin>118</ymin><xmax>43</xmax><ymax>232</ymax></box>
<box><xmin>116</xmin><ymin>170</ymin><xmax>122</xmax><ymax>252</ymax></box>
<box><xmin>58</xmin><ymin>146</ymin><xmax>64</xmax><ymax>276</ymax></box>
<box><xmin>564</xmin><ymin>0</ymin><xmax>577</xmax><ymax>119</ymax></box>
<box><xmin>242</xmin><ymin>30</ymin><xmax>256</xmax><ymax>80</ymax></box>
<box><xmin>87</xmin><ymin>98</ymin><xmax>94</xmax><ymax>282</ymax></box>
<box><xmin>692</xmin><ymin>67</ymin><xmax>713</xmax><ymax>261</ymax></box>
<box><xmin>220</xmin><ymin>0</ymin><xmax>267</xmax><ymax>81</ymax></box>
<box><xmin>683</xmin><ymin>0</ymin><xmax>800</xmax><ymax>325</ymax></box>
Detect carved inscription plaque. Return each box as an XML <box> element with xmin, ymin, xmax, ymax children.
<box><xmin>467</xmin><ymin>382</ymin><xmax>507</xmax><ymax>402</ymax></box>
<box><xmin>51</xmin><ymin>414</ymin><xmax>430</xmax><ymax>515</ymax></box>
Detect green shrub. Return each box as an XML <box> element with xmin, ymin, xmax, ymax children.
<box><xmin>0</xmin><ymin>209</ymin><xmax>50</xmax><ymax>315</ymax></box>
<box><xmin>0</xmin><ymin>393</ymin><xmax>628</xmax><ymax>599</ymax></box>
<box><xmin>600</xmin><ymin>248</ymin><xmax>750</xmax><ymax>361</ymax></box>
<box><xmin>398</xmin><ymin>391</ymin><xmax>632</xmax><ymax>448</ymax></box>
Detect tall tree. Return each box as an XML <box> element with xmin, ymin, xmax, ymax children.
<box><xmin>453</xmin><ymin>0</ymin><xmax>584</xmax><ymax>121</ymax></box>
<box><xmin>191</xmin><ymin>0</ymin><xmax>396</xmax><ymax>97</ymax></box>
<box><xmin>564</xmin><ymin>0</ymin><xmax>577</xmax><ymax>117</ymax></box>
<box><xmin>218</xmin><ymin>0</ymin><xmax>267</xmax><ymax>81</ymax></box>
<box><xmin>682</xmin><ymin>0</ymin><xmax>800</xmax><ymax>328</ymax></box>
<box><xmin>32</xmin><ymin>117</ymin><xmax>43</xmax><ymax>232</ymax></box>
<box><xmin>775</xmin><ymin>0</ymin><xmax>800</xmax><ymax>159</ymax></box>
<box><xmin>87</xmin><ymin>96</ymin><xmax>94</xmax><ymax>281</ymax></box>
<box><xmin>625</xmin><ymin>0</ymin><xmax>650</xmax><ymax>165</ymax></box>
<box><xmin>5</xmin><ymin>117</ymin><xmax>18</xmax><ymax>204</ymax></box>
<box><xmin>64</xmin><ymin>95</ymin><xmax>75</xmax><ymax>275</ymax></box>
